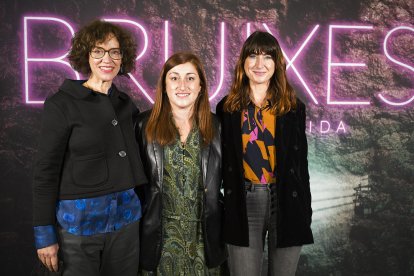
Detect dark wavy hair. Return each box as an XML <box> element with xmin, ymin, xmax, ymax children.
<box><xmin>68</xmin><ymin>20</ymin><xmax>137</xmax><ymax>76</ymax></box>
<box><xmin>146</xmin><ymin>52</ymin><xmax>214</xmax><ymax>146</ymax></box>
<box><xmin>224</xmin><ymin>31</ymin><xmax>296</xmax><ymax>115</ymax></box>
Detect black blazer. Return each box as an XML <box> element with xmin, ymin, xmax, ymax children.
<box><xmin>33</xmin><ymin>79</ymin><xmax>147</xmax><ymax>226</ymax></box>
<box><xmin>216</xmin><ymin>96</ymin><xmax>314</xmax><ymax>247</ymax></box>
<box><xmin>135</xmin><ymin>111</ymin><xmax>227</xmax><ymax>270</ymax></box>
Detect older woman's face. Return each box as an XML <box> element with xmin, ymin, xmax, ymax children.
<box><xmin>89</xmin><ymin>35</ymin><xmax>122</xmax><ymax>83</ymax></box>
<box><xmin>165</xmin><ymin>62</ymin><xmax>201</xmax><ymax>112</ymax></box>
<box><xmin>244</xmin><ymin>53</ymin><xmax>275</xmax><ymax>87</ymax></box>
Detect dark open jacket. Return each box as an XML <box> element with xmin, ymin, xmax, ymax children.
<box><xmin>135</xmin><ymin>110</ymin><xmax>227</xmax><ymax>270</ymax></box>
<box><xmin>216</xmin><ymin>96</ymin><xmax>314</xmax><ymax>247</ymax></box>
<box><xmin>32</xmin><ymin>79</ymin><xmax>147</xmax><ymax>227</ymax></box>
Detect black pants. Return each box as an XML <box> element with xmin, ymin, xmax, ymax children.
<box><xmin>58</xmin><ymin>220</ymin><xmax>140</xmax><ymax>276</ymax></box>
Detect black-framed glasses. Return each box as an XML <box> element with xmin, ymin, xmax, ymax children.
<box><xmin>90</xmin><ymin>47</ymin><xmax>123</xmax><ymax>60</ymax></box>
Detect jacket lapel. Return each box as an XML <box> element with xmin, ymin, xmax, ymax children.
<box><xmin>201</xmin><ymin>144</ymin><xmax>210</xmax><ymax>188</ymax></box>
<box><xmin>152</xmin><ymin>142</ymin><xmax>164</xmax><ymax>189</ymax></box>
<box><xmin>230</xmin><ymin>111</ymin><xmax>244</xmax><ymax>175</ymax></box>
<box><xmin>275</xmin><ymin>111</ymin><xmax>293</xmax><ymax>174</ymax></box>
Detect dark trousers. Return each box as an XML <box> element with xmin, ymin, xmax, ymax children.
<box><xmin>58</xmin><ymin>220</ymin><xmax>140</xmax><ymax>276</ymax></box>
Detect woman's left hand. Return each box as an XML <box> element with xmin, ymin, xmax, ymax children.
<box><xmin>37</xmin><ymin>243</ymin><xmax>59</xmax><ymax>272</ymax></box>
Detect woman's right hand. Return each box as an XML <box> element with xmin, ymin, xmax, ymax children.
<box><xmin>37</xmin><ymin>243</ymin><xmax>59</xmax><ymax>272</ymax></box>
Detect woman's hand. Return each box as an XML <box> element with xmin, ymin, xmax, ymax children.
<box><xmin>37</xmin><ymin>243</ymin><xmax>59</xmax><ymax>272</ymax></box>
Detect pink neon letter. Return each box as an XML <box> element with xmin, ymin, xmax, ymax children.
<box><xmin>164</xmin><ymin>21</ymin><xmax>170</xmax><ymax>62</ymax></box>
<box><xmin>209</xmin><ymin>22</ymin><xmax>226</xmax><ymax>101</ymax></box>
<box><xmin>379</xmin><ymin>26</ymin><xmax>414</xmax><ymax>106</ymax></box>
<box><xmin>246</xmin><ymin>23</ymin><xmax>251</xmax><ymax>38</ymax></box>
<box><xmin>262</xmin><ymin>24</ymin><xmax>320</xmax><ymax>104</ymax></box>
<box><xmin>327</xmin><ymin>25</ymin><xmax>373</xmax><ymax>105</ymax></box>
<box><xmin>24</xmin><ymin>16</ymin><xmax>79</xmax><ymax>104</ymax></box>
<box><xmin>103</xmin><ymin>18</ymin><xmax>153</xmax><ymax>103</ymax></box>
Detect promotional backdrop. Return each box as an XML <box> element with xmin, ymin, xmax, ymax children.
<box><xmin>0</xmin><ymin>0</ymin><xmax>413</xmax><ymax>275</ymax></box>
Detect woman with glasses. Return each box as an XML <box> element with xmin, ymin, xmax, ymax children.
<box><xmin>216</xmin><ymin>31</ymin><xmax>313</xmax><ymax>275</ymax></box>
<box><xmin>32</xmin><ymin>20</ymin><xmax>147</xmax><ymax>275</ymax></box>
<box><xmin>136</xmin><ymin>52</ymin><xmax>227</xmax><ymax>275</ymax></box>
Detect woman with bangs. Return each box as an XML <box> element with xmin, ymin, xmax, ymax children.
<box><xmin>136</xmin><ymin>52</ymin><xmax>227</xmax><ymax>275</ymax></box>
<box><xmin>216</xmin><ymin>31</ymin><xmax>313</xmax><ymax>275</ymax></box>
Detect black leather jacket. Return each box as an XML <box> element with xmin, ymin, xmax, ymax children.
<box><xmin>135</xmin><ymin>110</ymin><xmax>227</xmax><ymax>270</ymax></box>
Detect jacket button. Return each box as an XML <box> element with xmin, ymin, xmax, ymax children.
<box><xmin>118</xmin><ymin>151</ymin><xmax>127</xmax><ymax>157</ymax></box>
<box><xmin>292</xmin><ymin>191</ymin><xmax>298</xmax><ymax>197</ymax></box>
<box><xmin>204</xmin><ymin>188</ymin><xmax>208</xmax><ymax>192</ymax></box>
<box><xmin>228</xmin><ymin>166</ymin><xmax>232</xmax><ymax>172</ymax></box>
<box><xmin>112</xmin><ymin>119</ymin><xmax>118</xmax><ymax>126</ymax></box>
<box><xmin>226</xmin><ymin>189</ymin><xmax>232</xmax><ymax>195</ymax></box>
<box><xmin>293</xmin><ymin>145</ymin><xmax>299</xmax><ymax>151</ymax></box>
<box><xmin>290</xmin><ymin>168</ymin><xmax>295</xmax><ymax>174</ymax></box>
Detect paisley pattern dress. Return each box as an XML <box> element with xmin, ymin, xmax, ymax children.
<box><xmin>141</xmin><ymin>129</ymin><xmax>222</xmax><ymax>276</ymax></box>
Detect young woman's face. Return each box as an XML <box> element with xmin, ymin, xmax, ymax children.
<box><xmin>165</xmin><ymin>62</ymin><xmax>201</xmax><ymax>111</ymax></box>
<box><xmin>244</xmin><ymin>53</ymin><xmax>275</xmax><ymax>87</ymax></box>
<box><xmin>88</xmin><ymin>35</ymin><xmax>122</xmax><ymax>83</ymax></box>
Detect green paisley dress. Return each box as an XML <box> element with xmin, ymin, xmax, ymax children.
<box><xmin>141</xmin><ymin>129</ymin><xmax>221</xmax><ymax>276</ymax></box>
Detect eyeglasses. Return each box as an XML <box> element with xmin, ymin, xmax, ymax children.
<box><xmin>90</xmin><ymin>47</ymin><xmax>123</xmax><ymax>60</ymax></box>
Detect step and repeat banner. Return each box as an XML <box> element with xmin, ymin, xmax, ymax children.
<box><xmin>0</xmin><ymin>0</ymin><xmax>413</xmax><ymax>275</ymax></box>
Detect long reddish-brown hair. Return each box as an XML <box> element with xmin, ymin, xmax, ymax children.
<box><xmin>224</xmin><ymin>31</ymin><xmax>296</xmax><ymax>115</ymax></box>
<box><xmin>146</xmin><ymin>52</ymin><xmax>213</xmax><ymax>146</ymax></box>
